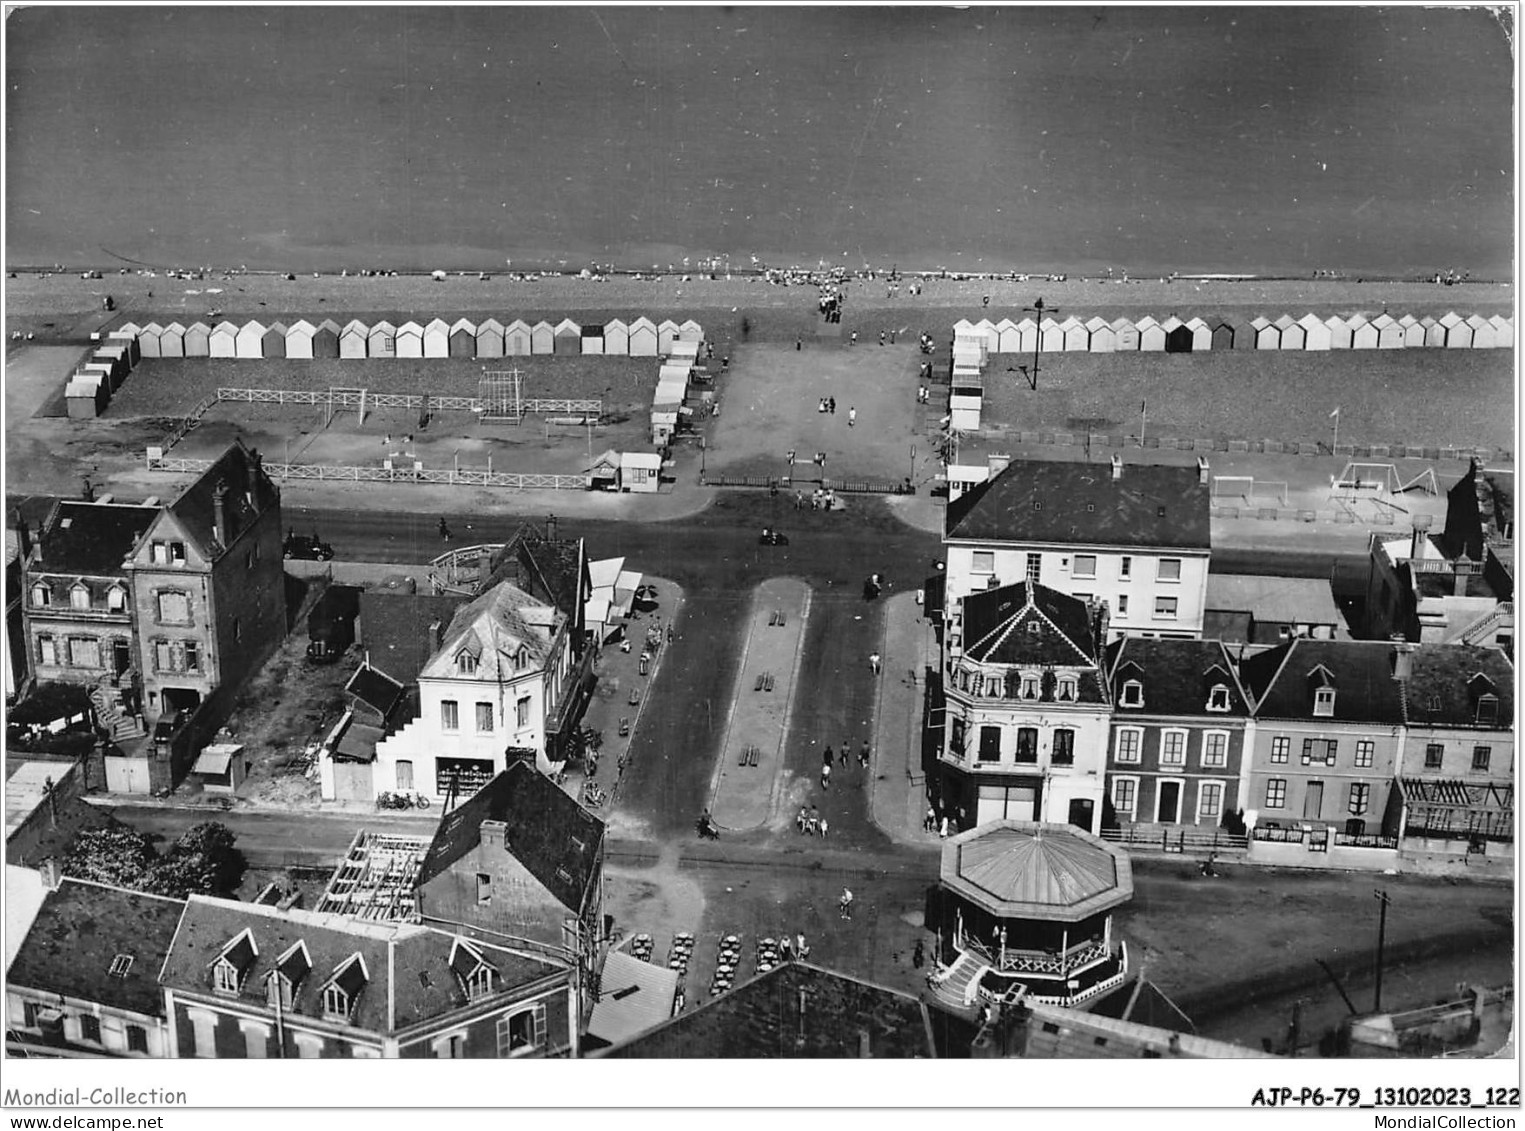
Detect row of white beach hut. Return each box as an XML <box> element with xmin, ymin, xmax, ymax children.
<box><xmin>66</xmin><ymin>329</ymin><xmax>141</xmax><ymax>418</ymax></box>
<box><xmin>952</xmin><ymin>312</ymin><xmax>1515</xmax><ymax>354</ymax></box>
<box><xmin>116</xmin><ymin>317</ymin><xmax>705</xmax><ymax>360</ymax></box>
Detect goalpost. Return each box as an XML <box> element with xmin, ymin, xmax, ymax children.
<box><xmin>1212</xmin><ymin>475</ymin><xmax>1288</xmax><ymax>507</ymax></box>
<box><xmin>479</xmin><ymin>366</ymin><xmax>524</xmax><ymax>423</ymax></box>
<box><xmin>328</xmin><ymin>387</ymin><xmax>366</xmax><ymax>427</ymax></box>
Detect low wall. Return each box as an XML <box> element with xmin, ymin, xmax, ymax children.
<box><xmin>1248</xmin><ymin>838</ymin><xmax>1401</xmax><ymax>872</ymax></box>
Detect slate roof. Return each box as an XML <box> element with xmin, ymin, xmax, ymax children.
<box><xmin>158</xmin><ymin>895</ymin><xmax>562</xmax><ymax>1033</ymax></box>
<box><xmin>599</xmin><ymin>962</ymin><xmax>936</xmax><ymax>1058</ymax></box>
<box><xmin>415</xmin><ymin>763</ymin><xmax>604</xmax><ymax>915</ymax></box>
<box><xmin>1238</xmin><ymin>639</ymin><xmax>1405</xmax><ymax>724</ymax></box>
<box><xmin>7</xmin><ymin>879</ymin><xmax>186</xmax><ymax>1018</ymax></box>
<box><xmin>1401</xmin><ymin>644</ymin><xmax>1514</xmax><ymax>730</ymax></box>
<box><xmin>33</xmin><ymin>502</ymin><xmax>157</xmax><ymax>576</ymax></box>
<box><xmin>164</xmin><ymin>440</ymin><xmax>279</xmax><ymax>558</ymax></box>
<box><xmin>356</xmin><ymin>591</ymin><xmax>468</xmax><ymax>686</ymax></box>
<box><xmin>345</xmin><ymin>663</ymin><xmax>406</xmax><ymax>720</ymax></box>
<box><xmin>484</xmin><ymin>523</ymin><xmax>585</xmax><ymax>623</ymax></box>
<box><xmin>1205</xmin><ymin>574</ymin><xmax>1341</xmax><ymax>627</ymax></box>
<box><xmin>419</xmin><ymin>581</ymin><xmax>564</xmax><ymax>683</ymax></box>
<box><xmin>1105</xmin><ymin>637</ymin><xmax>1251</xmax><ymax>718</ymax></box>
<box><xmin>963</xmin><ymin>581</ymin><xmax>1100</xmax><ymax>669</ymax></box>
<box><xmin>939</xmin><ymin>821</ymin><xmax>1133</xmax><ymax>922</ymax></box>
<box><xmin>586</xmin><ymin>950</ymin><xmax>680</xmax><ymax>1046</ymax></box>
<box><xmin>946</xmin><ymin>459</ymin><xmax>1211</xmax><ymax>550</ymax></box>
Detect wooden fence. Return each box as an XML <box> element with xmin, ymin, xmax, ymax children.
<box><xmin>145</xmin><ymin>452</ymin><xmax>586</xmax><ymax>490</ymax></box>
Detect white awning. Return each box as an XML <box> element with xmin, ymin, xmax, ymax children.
<box><xmin>589</xmin><ymin>557</ymin><xmax>626</xmax><ymax>590</ymax></box>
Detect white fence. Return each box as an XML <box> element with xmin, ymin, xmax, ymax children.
<box><xmin>144</xmin><ymin>451</ymin><xmax>585</xmax><ymax>491</ymax></box>
<box><xmin>216</xmin><ymin>387</ymin><xmax>600</xmax><ymax>415</ymax></box>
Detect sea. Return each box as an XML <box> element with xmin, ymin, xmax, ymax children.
<box><xmin>4</xmin><ymin>6</ymin><xmax>1514</xmax><ymax>279</ymax></box>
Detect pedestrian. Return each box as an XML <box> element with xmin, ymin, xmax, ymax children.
<box><xmin>797</xmin><ymin>932</ymin><xmax>808</xmax><ymax>959</ymax></box>
<box><xmin>821</xmin><ymin>763</ymin><xmax>831</xmax><ymax>791</ymax></box>
<box><xmin>849</xmin><ymin>330</ymin><xmax>857</xmax><ymax>346</ymax></box>
<box><xmin>939</xmin><ymin>816</ymin><xmax>950</xmax><ymax>838</ymax></box>
<box><xmin>797</xmin><ymin>807</ymin><xmax>808</xmax><ymax>834</ymax></box>
<box><xmin>869</xmin><ymin>652</ymin><xmax>881</xmax><ymax>675</ymax></box>
<box><xmin>860</xmin><ymin>740</ymin><xmax>871</xmax><ymax>767</ymax></box>
<box><xmin>912</xmin><ymin>940</ymin><xmax>925</xmax><ymax>969</ymax></box>
<box><xmin>879</xmin><ymin>330</ymin><xmax>885</xmax><ymax>346</ymax></box>
<box><xmin>796</xmin><ymin>336</ymin><xmax>802</xmax><ymax>351</ymax></box>
<box><xmin>848</xmin><ymin>406</ymin><xmax>857</xmax><ymax>427</ymax></box>
<box><xmin>925</xmin><ymin>806</ymin><xmax>937</xmax><ymax>833</ymax></box>
<box><xmin>982</xmin><ymin>294</ymin><xmax>990</xmax><ymax>308</ymax></box>
<box><xmin>780</xmin><ymin>934</ymin><xmax>794</xmax><ymax>960</ymax></box>
<box><xmin>795</xmin><ymin>491</ymin><xmax>804</xmax><ymax>509</ymax></box>
<box><xmin>839</xmin><ymin>888</ymin><xmax>853</xmax><ymax>920</ymax></box>
<box><xmin>838</xmin><ymin>745</ymin><xmax>848</xmax><ymax>768</ymax></box>
<box><xmin>806</xmin><ymin>815</ymin><xmax>819</xmax><ymax>836</ymax></box>
<box><xmin>829</xmin><ymin>396</ymin><xmax>836</xmax><ymax>414</ymax></box>
<box><xmin>823</xmin><ymin>745</ymin><xmax>833</xmax><ymax>767</ymax></box>
<box><xmin>819</xmin><ymin>817</ymin><xmax>829</xmax><ymax>839</ymax></box>
<box><xmin>891</xmin><ymin>329</ymin><xmax>897</xmax><ymax>344</ymax></box>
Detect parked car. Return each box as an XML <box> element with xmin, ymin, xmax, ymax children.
<box><xmin>284</xmin><ymin>531</ymin><xmax>335</xmax><ymax>561</ymax></box>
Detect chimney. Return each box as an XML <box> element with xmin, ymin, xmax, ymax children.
<box><xmin>480</xmin><ymin>819</ymin><xmax>508</xmax><ymax>853</ymax></box>
<box><xmin>428</xmin><ymin>620</ymin><xmax>445</xmax><ymax>652</ymax></box>
<box><xmin>1093</xmin><ymin>599</ymin><xmax>1111</xmax><ymax>650</ymax></box>
<box><xmin>1393</xmin><ymin>643</ymin><xmax>1415</xmax><ymax>681</ymax></box>
<box><xmin>212</xmin><ymin>478</ymin><xmax>229</xmax><ymax>548</ymax></box>
<box><xmin>987</xmin><ymin>453</ymin><xmax>1011</xmax><ymax>477</ymax></box>
<box><xmin>796</xmin><ymin>988</ymin><xmax>808</xmax><ymax>1049</ymax></box>
<box><xmin>1110</xmin><ymin>454</ymin><xmax>1123</xmax><ymax>480</ymax></box>
<box><xmin>13</xmin><ymin>513</ymin><xmax>31</xmax><ymax>560</ymax></box>
<box><xmin>545</xmin><ymin>512</ymin><xmax>558</xmax><ymax>542</ymax></box>
<box><xmin>1168</xmin><ymin>1033</ymin><xmax>1182</xmax><ymax>1056</ymax></box>
<box><xmin>1410</xmin><ymin>513</ymin><xmax>1433</xmax><ymax>561</ymax></box>
<box><xmin>39</xmin><ymin>856</ymin><xmax>61</xmax><ymax>890</ymax></box>
<box><xmin>1453</xmin><ymin>568</ymin><xmax>1470</xmax><ymax>598</ymax></box>
<box><xmin>857</xmin><ymin>1028</ymin><xmax>871</xmax><ymax>1059</ymax></box>
<box><xmin>1196</xmin><ymin>455</ymin><xmax>1210</xmax><ymax>485</ymax></box>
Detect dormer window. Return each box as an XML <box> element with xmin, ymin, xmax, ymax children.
<box><xmin>321</xmin><ymin>983</ymin><xmax>351</xmax><ymax>1020</ymax></box>
<box><xmin>1120</xmin><ymin>680</ymin><xmax>1143</xmax><ymax>708</ymax></box>
<box><xmin>456</xmin><ymin>650</ymin><xmax>478</xmax><ymax>674</ymax></box>
<box><xmin>210</xmin><ymin>928</ymin><xmax>257</xmax><ymax>997</ymax></box>
<box><xmin>1476</xmin><ymin>694</ymin><xmax>1499</xmax><ymax>726</ymax></box>
<box><xmin>30</xmin><ymin>585</ymin><xmax>50</xmax><ymax>608</ymax></box>
<box><xmin>70</xmin><ymin>584</ymin><xmax>90</xmax><ymax>610</ymax></box>
<box><xmin>321</xmin><ymin>954</ymin><xmax>368</xmax><ymax>1023</ymax></box>
<box><xmin>1021</xmin><ymin>673</ymin><xmax>1040</xmax><ymax>700</ymax></box>
<box><xmin>1026</xmin><ymin>621</ymin><xmax>1041</xmax><ymax>635</ymax></box>
<box><xmin>1057</xmin><ymin>676</ymin><xmax>1077</xmax><ymax>702</ymax></box>
<box><xmin>1313</xmin><ymin>687</ymin><xmax>1335</xmax><ymax>717</ymax></box>
<box><xmin>1207</xmin><ymin>685</ymin><xmax>1230</xmax><ymax>712</ymax></box>
<box><xmin>106</xmin><ymin>586</ymin><xmax>126</xmax><ymax>612</ymax></box>
<box><xmin>449</xmin><ymin>939</ymin><xmax>496</xmax><ymax>1003</ymax></box>
<box><xmin>266</xmin><ymin>941</ymin><xmax>311</xmax><ymax>1011</ymax></box>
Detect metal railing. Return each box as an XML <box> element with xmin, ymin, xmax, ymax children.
<box><xmin>216</xmin><ymin>386</ymin><xmax>600</xmax><ymax>416</ymax></box>
<box><xmin>145</xmin><ymin>453</ymin><xmax>586</xmax><ymax>490</ymax></box>
<box><xmin>1101</xmin><ymin>826</ymin><xmax>1249</xmax><ymax>853</ymax></box>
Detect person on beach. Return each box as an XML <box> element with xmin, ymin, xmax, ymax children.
<box><xmin>848</xmin><ymin>406</ymin><xmax>857</xmax><ymax>427</ymax></box>
<box><xmin>849</xmin><ymin>330</ymin><xmax>857</xmax><ymax>346</ymax></box>
<box><xmin>821</xmin><ymin>763</ymin><xmax>831</xmax><ymax>791</ymax></box>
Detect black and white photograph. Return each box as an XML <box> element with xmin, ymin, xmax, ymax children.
<box><xmin>0</xmin><ymin>3</ymin><xmax>1516</xmax><ymax>1125</ymax></box>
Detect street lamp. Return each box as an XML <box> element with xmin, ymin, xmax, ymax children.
<box><xmin>1020</xmin><ymin>296</ymin><xmax>1059</xmax><ymax>391</ymax></box>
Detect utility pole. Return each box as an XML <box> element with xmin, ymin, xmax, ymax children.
<box><xmin>1021</xmin><ymin>297</ymin><xmax>1058</xmax><ymax>391</ymax></box>
<box><xmin>1373</xmin><ymin>889</ymin><xmax>1391</xmax><ymax>1012</ymax></box>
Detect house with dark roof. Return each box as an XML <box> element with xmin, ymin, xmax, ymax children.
<box><xmin>597</xmin><ymin>962</ymin><xmax>937</xmax><ymax>1058</ymax></box>
<box><xmin>21</xmin><ymin>501</ymin><xmax>157</xmax><ymax>701</ymax></box>
<box><xmin>5</xmin><ymin>877</ymin><xmax>186</xmax><ymax>1057</ymax></box>
<box><xmin>121</xmin><ymin>441</ymin><xmax>284</xmax><ymax>743</ymax></box>
<box><xmin>158</xmin><ymin>894</ymin><xmax>574</xmax><ymax>1059</ymax></box>
<box><xmin>943</xmin><ymin>456</ymin><xmax>1212</xmax><ymax>641</ymax></box>
<box><xmin>939</xmin><ymin>581</ymin><xmax>1111</xmax><ymax>833</ymax></box>
<box><xmin>1364</xmin><ymin>462</ymin><xmax>1514</xmax><ymax>649</ymax></box>
<box><xmin>7</xmin><ymin>526</ymin><xmax>31</xmax><ymax>701</ymax></box>
<box><xmin>1103</xmin><ymin>638</ymin><xmax>1252</xmax><ymax>830</ymax></box>
<box><xmin>482</xmin><ymin>519</ymin><xmax>590</xmax><ymax>648</ymax></box>
<box><xmin>1393</xmin><ymin>644</ymin><xmax>1514</xmax><ymax>862</ymax></box>
<box><xmin>371</xmin><ymin>577</ymin><xmax>574</xmax><ymax>803</ymax></box>
<box><xmin>354</xmin><ymin>590</ymin><xmax>468</xmax><ymax>687</ymax></box>
<box><xmin>414</xmin><ymin>764</ymin><xmax>605</xmax><ymax>1013</ymax></box>
<box><xmin>1238</xmin><ymin>640</ymin><xmax>1405</xmax><ymax>845</ymax></box>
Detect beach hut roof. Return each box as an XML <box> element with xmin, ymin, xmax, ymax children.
<box><xmin>679</xmin><ymin>319</ymin><xmax>702</xmax><ymax>333</ymax></box>
<box><xmin>212</xmin><ymin>320</ymin><xmax>239</xmax><ymax>336</ymax></box>
<box><xmin>316</xmin><ymin>319</ymin><xmax>340</xmax><ymax>333</ymax></box>
<box><xmin>1465</xmin><ymin>314</ymin><xmax>1490</xmax><ymax>329</ymax></box>
<box><xmin>995</xmin><ymin>318</ymin><xmax>1018</xmax><ymax>332</ymax></box>
<box><xmin>532</xmin><ymin>320</ymin><xmax>555</xmax><ymax>331</ymax></box>
<box><xmin>1184</xmin><ymin>317</ymin><xmax>1208</xmax><ymax>330</ymax></box>
<box><xmin>141</xmin><ymin>321</ymin><xmax>164</xmax><ymax>334</ymax></box>
<box><xmin>114</xmin><ymin>321</ymin><xmax>142</xmax><ymax>335</ymax></box>
<box><xmin>505</xmin><ymin>319</ymin><xmax>531</xmax><ymax>333</ymax></box>
<box><xmin>1249</xmin><ymin>316</ymin><xmax>1272</xmax><ymax>330</ymax></box>
<box><xmin>555</xmin><ymin>318</ymin><xmax>581</xmax><ymax>333</ymax></box>
<box><xmin>396</xmin><ymin>321</ymin><xmax>424</xmax><ymax>335</ymax></box>
<box><xmin>1273</xmin><ymin>314</ymin><xmax>1298</xmax><ymax>330</ymax></box>
<box><xmin>1323</xmin><ymin>315</ymin><xmax>1346</xmax><ymax>329</ymax></box>
<box><xmin>1058</xmin><ymin>316</ymin><xmax>1083</xmax><ymax>331</ymax></box>
<box><xmin>369</xmin><ymin>319</ymin><xmax>396</xmax><ymax>333</ymax></box>
<box><xmin>1084</xmin><ymin>316</ymin><xmax>1110</xmax><ymax>331</ymax></box>
<box><xmin>477</xmin><ymin>317</ymin><xmax>504</xmax><ymax>333</ymax></box>
<box><xmin>451</xmin><ymin>318</ymin><xmax>477</xmax><ymax>334</ymax></box>
<box><xmin>1296</xmin><ymin>313</ymin><xmax>1323</xmax><ymax>329</ymax></box>
<box><xmin>1370</xmin><ymin>313</ymin><xmax>1397</xmax><ymax>329</ymax></box>
<box><xmin>1109</xmin><ymin>317</ymin><xmax>1136</xmax><ymax>330</ymax></box>
<box><xmin>1134</xmin><ymin>315</ymin><xmax>1161</xmax><ymax>330</ymax></box>
<box><xmin>628</xmin><ymin>316</ymin><xmax>657</xmax><ymax>332</ymax></box>
<box><xmin>1398</xmin><ymin>314</ymin><xmax>1420</xmax><ymax>327</ymax></box>
<box><xmin>1159</xmin><ymin>315</ymin><xmax>1183</xmax><ymax>332</ymax></box>
<box><xmin>604</xmin><ymin>318</ymin><xmax>628</xmax><ymax>331</ymax></box>
<box><xmin>1017</xmin><ymin>317</ymin><xmax>1039</xmax><ymax>331</ymax></box>
<box><xmin>953</xmin><ymin>319</ymin><xmax>976</xmax><ymax>333</ymax></box>
<box><xmin>1419</xmin><ymin>315</ymin><xmax>1438</xmax><ymax>327</ymax></box>
<box><xmin>1439</xmin><ymin>311</ymin><xmax>1463</xmax><ymax>327</ymax></box>
<box><xmin>657</xmin><ymin>318</ymin><xmax>679</xmax><ymax>331</ymax></box>
<box><xmin>286</xmin><ymin>319</ymin><xmax>315</xmax><ymax>335</ymax></box>
<box><xmin>268</xmin><ymin>321</ymin><xmax>288</xmax><ymax>335</ymax></box>
<box><xmin>424</xmin><ymin>318</ymin><xmax>450</xmax><ymax>332</ymax></box>
<box><xmin>341</xmin><ymin>319</ymin><xmax>368</xmax><ymax>334</ymax></box>
<box><xmin>1488</xmin><ymin>314</ymin><xmax>1511</xmax><ymax>330</ymax></box>
<box><xmin>184</xmin><ymin>321</ymin><xmax>209</xmax><ymax>334</ymax></box>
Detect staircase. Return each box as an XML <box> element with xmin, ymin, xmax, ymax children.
<box><xmin>927</xmin><ymin>950</ymin><xmax>989</xmax><ymax>1011</ymax></box>
<box><xmin>88</xmin><ymin>683</ymin><xmax>144</xmax><ymax>742</ymax></box>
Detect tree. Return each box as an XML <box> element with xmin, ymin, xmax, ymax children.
<box><xmin>149</xmin><ymin>822</ymin><xmax>246</xmax><ymax>898</ymax></box>
<box><xmin>63</xmin><ymin>827</ymin><xmax>157</xmax><ymax>889</ymax></box>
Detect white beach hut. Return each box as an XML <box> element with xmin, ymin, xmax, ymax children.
<box><xmin>1136</xmin><ymin>315</ymin><xmax>1165</xmax><ymax>352</ymax></box>
<box><xmin>1440</xmin><ymin>312</ymin><xmax>1470</xmax><ymax>349</ymax></box>
<box><xmin>1422</xmin><ymin>316</ymin><xmax>1445</xmax><ymax>349</ymax></box>
<box><xmin>628</xmin><ymin>317</ymin><xmax>658</xmax><ymax>357</ymax></box>
<box><xmin>678</xmin><ymin>318</ymin><xmax>704</xmax><ymax>342</ymax></box>
<box><xmin>604</xmin><ymin>319</ymin><xmax>629</xmax><ymax>356</ymax></box>
<box><xmin>1184</xmin><ymin>317</ymin><xmax>1212</xmax><ymax>351</ymax></box>
<box><xmin>1111</xmin><ymin>318</ymin><xmax>1139</xmax><ymax>352</ymax></box>
<box><xmin>1323</xmin><ymin>315</ymin><xmax>1351</xmax><ymax>350</ymax></box>
<box><xmin>1488</xmin><ymin>315</ymin><xmax>1513</xmax><ymax>349</ymax></box>
<box><xmin>1298</xmin><ymin>313</ymin><xmax>1331</xmax><ymax>351</ymax></box>
<box><xmin>234</xmin><ymin>320</ymin><xmax>266</xmax><ymax>359</ymax></box>
<box><xmin>1039</xmin><ymin>316</ymin><xmax>1065</xmax><ymax>353</ymax></box>
<box><xmin>994</xmin><ymin>318</ymin><xmax>1019</xmax><ymax>353</ymax></box>
<box><xmin>530</xmin><ymin>321</ymin><xmax>556</xmax><ymax>355</ymax></box>
<box><xmin>475</xmin><ymin>317</ymin><xmax>505</xmax><ymax>358</ymax></box>
<box><xmin>208</xmin><ymin>321</ymin><xmax>238</xmax><ymax>358</ymax></box>
<box><xmin>1060</xmin><ymin>316</ymin><xmax>1088</xmax><ymax>352</ymax></box>
<box><xmin>284</xmin><ymin>320</ymin><xmax>315</xmax><ymax>359</ymax></box>
<box><xmin>1465</xmin><ymin>314</ymin><xmax>1495</xmax><ymax>349</ymax></box>
<box><xmin>504</xmin><ymin>319</ymin><xmax>533</xmax><ymax>356</ymax></box>
<box><xmin>1398</xmin><ymin>314</ymin><xmax>1426</xmax><ymax>349</ymax></box>
<box><xmin>1084</xmin><ymin>317</ymin><xmax>1115</xmax><ymax>353</ymax></box>
<box><xmin>1274</xmin><ymin>314</ymin><xmax>1305</xmax><ymax>351</ymax></box>
<box><xmin>1011</xmin><ymin>317</ymin><xmax>1037</xmax><ymax>355</ymax></box>
<box><xmin>423</xmin><ymin>318</ymin><xmax>450</xmax><ymax>358</ymax></box>
<box><xmin>1372</xmin><ymin>313</ymin><xmax>1404</xmax><ymax>350</ymax></box>
<box><xmin>138</xmin><ymin>322</ymin><xmax>164</xmax><ymax>359</ymax></box>
<box><xmin>367</xmin><ymin>320</ymin><xmax>396</xmax><ymax>358</ymax></box>
<box><xmin>339</xmin><ymin>320</ymin><xmax>369</xmax><ymax>359</ymax></box>
<box><xmin>1349</xmin><ymin>317</ymin><xmax>1379</xmax><ymax>350</ymax></box>
<box><xmin>157</xmin><ymin>322</ymin><xmax>186</xmax><ymax>358</ymax></box>
<box><xmin>395</xmin><ymin>321</ymin><xmax>425</xmax><ymax>358</ymax></box>
<box><xmin>974</xmin><ymin>318</ymin><xmax>1000</xmax><ymax>353</ymax></box>
<box><xmin>182</xmin><ymin>321</ymin><xmax>211</xmax><ymax>357</ymax></box>
<box><xmin>1250</xmin><ymin>316</ymin><xmax>1277</xmax><ymax>350</ymax></box>
<box><xmin>657</xmin><ymin>319</ymin><xmax>681</xmax><ymax>354</ymax></box>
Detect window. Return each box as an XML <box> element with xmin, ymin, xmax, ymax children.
<box><xmin>1354</xmin><ymin>740</ymin><xmax>1374</xmax><ymax>769</ymax></box>
<box><xmin>1116</xmin><ymin>594</ymin><xmax>1129</xmax><ymax>616</ymax></box>
<box><xmin>1120</xmin><ymin>556</ymin><xmax>1132</xmax><ymax>579</ymax></box>
<box><xmin>1021</xmin><ymin>673</ymin><xmax>1040</xmax><ymax>699</ymax></box>
<box><xmin>126</xmin><ymin>1025</ymin><xmax>148</xmax><ymax>1054</ymax></box>
<box><xmin>30</xmin><ymin>584</ymin><xmax>49</xmax><ymax>608</ymax></box>
<box><xmin>1313</xmin><ymin>687</ymin><xmax>1335</xmax><ymax>716</ymax></box>
<box><xmin>170</xmin><ymin>542</ymin><xmax>186</xmax><ymax>564</ymax></box>
<box><xmin>1207</xmin><ymin>685</ymin><xmax>1230</xmax><ymax>712</ymax></box>
<box><xmin>441</xmin><ymin>700</ymin><xmax>459</xmax><ymax>731</ymax></box>
<box><xmin>434</xmin><ymin>1032</ymin><xmax>467</xmax><ymax>1059</ymax></box>
<box><xmin>977</xmin><ymin>725</ymin><xmax>1002</xmax><ymax>763</ymax></box>
<box><xmin>476</xmin><ymin>702</ymin><xmax>494</xmax><ymax>733</ymax></box>
<box><xmin>1265</xmin><ymin>778</ymin><xmax>1287</xmax><ymax>809</ymax></box>
<box><xmin>23</xmin><ymin>1001</ymin><xmax>41</xmax><ymax>1028</ymax></box>
<box><xmin>1302</xmin><ymin>738</ymin><xmax>1337</xmax><ymax>767</ymax></box>
<box><xmin>321</xmin><ymin>984</ymin><xmax>351</xmax><ymax>1020</ymax></box>
<box><xmin>516</xmin><ymin>696</ymin><xmax>531</xmax><ymax>728</ymax></box>
<box><xmin>1154</xmin><ymin>596</ymin><xmax>1178</xmax><ymax>619</ymax></box>
<box><xmin>1057</xmin><ymin>676</ymin><xmax>1077</xmax><ymax>702</ymax></box>
<box><xmin>154</xmin><ymin>640</ymin><xmax>173</xmax><ymax>672</ymax></box>
<box><xmin>1015</xmin><ymin>727</ymin><xmax>1038</xmax><ymax>763</ymax></box>
<box><xmin>1202</xmin><ymin>731</ymin><xmax>1228</xmax><ymax>768</ymax></box>
<box><xmin>1115</xmin><ymin>728</ymin><xmax>1142</xmax><ymax>764</ymax></box>
<box><xmin>1472</xmin><ymin>746</ymin><xmax>1492</xmax><ymax>771</ymax></box>
<box><xmin>1423</xmin><ymin>743</ymin><xmax>1444</xmax><ymax>770</ymax></box>
<box><xmin>477</xmin><ymin>873</ymin><xmax>493</xmax><ymax>904</ymax></box>
<box><xmin>184</xmin><ymin>641</ymin><xmax>201</xmax><ymax>673</ymax></box>
<box><xmin>151</xmin><ymin>541</ymin><xmax>169</xmax><ymax>565</ymax></box>
<box><xmin>70</xmin><ymin>586</ymin><xmax>90</xmax><ymax>610</ymax></box>
<box><xmin>157</xmin><ymin>591</ymin><xmax>189</xmax><ymax>623</ymax></box>
<box><xmin>1270</xmin><ymin>736</ymin><xmax>1290</xmax><ymax>764</ymax></box>
<box><xmin>1157</xmin><ymin>558</ymin><xmax>1182</xmax><ymax>582</ymax></box>
<box><xmin>213</xmin><ymin>959</ymin><xmax>240</xmax><ymax>995</ymax></box>
<box><xmin>948</xmin><ymin>717</ymin><xmax>966</xmax><ymax>758</ymax></box>
<box><xmin>1160</xmin><ymin>730</ymin><xmax>1186</xmax><ymax>768</ymax></box>
<box><xmin>1111</xmin><ymin>777</ymin><xmax>1137</xmax><ymax>818</ymax></box>
<box><xmin>1198</xmin><ymin>782</ymin><xmax>1224</xmax><ymax>820</ymax></box>
<box><xmin>1476</xmin><ymin>695</ymin><xmax>1499</xmax><ymax>726</ymax></box>
<box><xmin>1348</xmin><ymin>783</ymin><xmax>1370</xmax><ymax>816</ymax></box>
<box><xmin>106</xmin><ymin>587</ymin><xmax>126</xmax><ymax>612</ymax></box>
<box><xmin>35</xmin><ymin>635</ymin><xmax>56</xmax><ymax>666</ymax></box>
<box><xmin>1120</xmin><ymin>680</ymin><xmax>1143</xmax><ymax>708</ymax></box>
<box><xmin>78</xmin><ymin>1014</ymin><xmax>101</xmax><ymax>1044</ymax></box>
<box><xmin>498</xmin><ymin>1006</ymin><xmax>545</xmax><ymax>1057</ymax></box>
<box><xmin>1073</xmin><ymin>554</ymin><xmax>1097</xmax><ymax>579</ymax></box>
<box><xmin>971</xmin><ymin>550</ymin><xmax>995</xmax><ymax>575</ymax></box>
<box><xmin>293</xmin><ymin>1034</ymin><xmax>323</xmax><ymax>1059</ymax></box>
<box><xmin>68</xmin><ymin>637</ymin><xmax>100</xmax><ymax>668</ymax></box>
<box><xmin>457</xmin><ymin>651</ymin><xmax>478</xmax><ymax>674</ymax></box>
<box><xmin>189</xmin><ymin>1011</ymin><xmax>216</xmax><ymax>1058</ymax></box>
<box><xmin>1025</xmin><ymin>553</ymin><xmax>1042</xmax><ymax>585</ymax></box>
<box><xmin>109</xmin><ymin>954</ymin><xmax>134</xmax><ymax>977</ymax></box>
<box><xmin>241</xmin><ymin>1022</ymin><xmax>269</xmax><ymax>1059</ymax></box>
<box><xmin>1052</xmin><ymin>728</ymin><xmax>1075</xmax><ymax>766</ymax></box>
<box><xmin>267</xmin><ymin>976</ymin><xmax>294</xmax><ymax>1012</ymax></box>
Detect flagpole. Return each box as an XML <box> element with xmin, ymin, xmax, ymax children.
<box><xmin>1331</xmin><ymin>407</ymin><xmax>1340</xmax><ymax>456</ymax></box>
<box><xmin>1140</xmin><ymin>400</ymin><xmax>1147</xmax><ymax>449</ymax></box>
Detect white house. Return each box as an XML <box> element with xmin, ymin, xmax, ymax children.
<box><xmin>371</xmin><ymin>580</ymin><xmax>573</xmax><ymax>804</ymax></box>
<box><xmin>620</xmin><ymin>451</ymin><xmax>662</xmax><ymax>493</ymax></box>
<box><xmin>943</xmin><ymin>455</ymin><xmax>1212</xmax><ymax>640</ymax></box>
